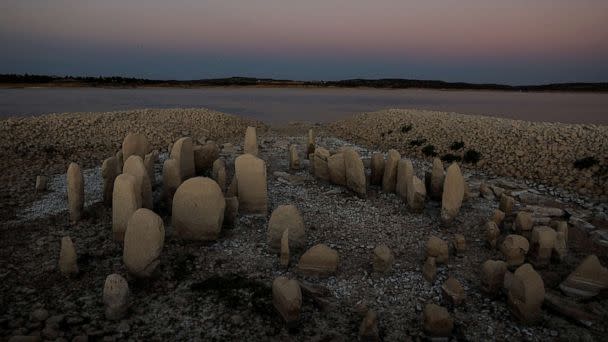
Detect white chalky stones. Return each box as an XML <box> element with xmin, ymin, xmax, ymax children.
<box><xmin>103</xmin><ymin>274</ymin><xmax>129</xmax><ymax>321</ymax></box>
<box><xmin>235</xmin><ymin>154</ymin><xmax>268</xmax><ymax>214</ymax></box>
<box><xmin>67</xmin><ymin>162</ymin><xmax>84</xmax><ymax>222</ymax></box>
<box><xmin>112</xmin><ymin>174</ymin><xmax>141</xmax><ymax>241</ymax></box>
<box><xmin>267</xmin><ymin>205</ymin><xmax>306</xmax><ymax>250</ymax></box>
<box><xmin>173</xmin><ymin>177</ymin><xmax>225</xmax><ymax>240</ymax></box>
<box><xmin>123</xmin><ymin>208</ymin><xmax>165</xmax><ymax>278</ymax></box>
<box><xmin>170</xmin><ymin>137</ymin><xmax>195</xmax><ymax>180</ymax></box>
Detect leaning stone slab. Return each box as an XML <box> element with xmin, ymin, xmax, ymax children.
<box><xmin>440</xmin><ymin>162</ymin><xmax>464</xmax><ymax>223</ymax></box>
<box><xmin>170</xmin><ymin>137</ymin><xmax>195</xmax><ymax>180</ymax></box>
<box><xmin>67</xmin><ymin>162</ymin><xmax>84</xmax><ymax>222</ymax></box>
<box><xmin>298</xmin><ymin>244</ymin><xmax>339</xmax><ymax>276</ymax></box>
<box><xmin>103</xmin><ymin>274</ymin><xmax>129</xmax><ymax>321</ymax></box>
<box><xmin>267</xmin><ymin>205</ymin><xmax>306</xmax><ymax>250</ymax></box>
<box><xmin>112</xmin><ymin>173</ymin><xmax>141</xmax><ymax>241</ymax></box>
<box><xmin>123</xmin><ymin>208</ymin><xmax>165</xmax><ymax>278</ymax></box>
<box><xmin>173</xmin><ymin>177</ymin><xmax>225</xmax><ymax>240</ymax></box>
<box><xmin>235</xmin><ymin>154</ymin><xmax>268</xmax><ymax>214</ymax></box>
<box><xmin>272</xmin><ymin>276</ymin><xmax>302</xmax><ymax>324</ymax></box>
<box><xmin>559</xmin><ymin>255</ymin><xmax>608</xmax><ymax>299</ymax></box>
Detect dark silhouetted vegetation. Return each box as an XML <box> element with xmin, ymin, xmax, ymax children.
<box><xmin>450</xmin><ymin>141</ymin><xmax>465</xmax><ymax>151</ymax></box>
<box><xmin>409</xmin><ymin>138</ymin><xmax>427</xmax><ymax>147</ymax></box>
<box><xmin>422</xmin><ymin>144</ymin><xmax>437</xmax><ymax>157</ymax></box>
<box><xmin>463</xmin><ymin>149</ymin><xmax>482</xmax><ymax>164</ymax></box>
<box><xmin>441</xmin><ymin>153</ymin><xmax>462</xmax><ymax>163</ymax></box>
<box><xmin>573</xmin><ymin>156</ymin><xmax>599</xmax><ymax>170</ymax></box>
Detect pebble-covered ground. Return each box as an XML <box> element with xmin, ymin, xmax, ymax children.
<box><xmin>1</xmin><ymin>111</ymin><xmax>607</xmax><ymax>341</ymax></box>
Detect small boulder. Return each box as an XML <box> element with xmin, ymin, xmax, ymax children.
<box><xmin>67</xmin><ymin>162</ymin><xmax>84</xmax><ymax>222</ymax></box>
<box><xmin>144</xmin><ymin>151</ymin><xmax>157</xmax><ymax>186</ymax></box>
<box><xmin>559</xmin><ymin>255</ymin><xmax>608</xmax><ymax>299</ymax></box>
<box><xmin>170</xmin><ymin>137</ymin><xmax>195</xmax><ymax>180</ymax></box>
<box><xmin>373</xmin><ymin>245</ymin><xmax>394</xmax><ymax>273</ymax></box>
<box><xmin>328</xmin><ymin>153</ymin><xmax>346</xmax><ymax>186</ymax></box>
<box><xmin>479</xmin><ymin>182</ymin><xmax>495</xmax><ymax>200</ymax></box>
<box><xmin>492</xmin><ymin>209</ymin><xmax>506</xmax><ymax>226</ymax></box>
<box><xmin>343</xmin><ymin>147</ymin><xmax>366</xmax><ymax>198</ymax></box>
<box><xmin>515</xmin><ymin>211</ymin><xmax>534</xmax><ymax>236</ymax></box>
<box><xmin>499</xmin><ymin>194</ymin><xmax>515</xmax><ymax>215</ymax></box>
<box><xmin>370</xmin><ymin>153</ymin><xmax>385</xmax><ymax>186</ymax></box>
<box><xmin>423</xmin><ymin>257</ymin><xmax>437</xmax><ymax>283</ymax></box>
<box><xmin>103</xmin><ymin>274</ymin><xmax>129</xmax><ymax>321</ymax></box>
<box><xmin>298</xmin><ymin>244</ymin><xmax>339</xmax><ymax>276</ymax></box>
<box><xmin>501</xmin><ymin>235</ymin><xmax>530</xmax><ymax>267</ymax></box>
<box><xmin>289</xmin><ymin>145</ymin><xmax>300</xmax><ymax>170</ymax></box>
<box><xmin>267</xmin><ymin>205</ymin><xmax>306</xmax><ymax>250</ymax></box>
<box><xmin>441</xmin><ymin>276</ymin><xmax>465</xmax><ymax>305</ymax></box>
<box><xmin>359</xmin><ymin>309</ymin><xmax>380</xmax><ymax>342</ymax></box>
<box><xmin>313</xmin><ymin>147</ymin><xmax>331</xmax><ymax>181</ymax></box>
<box><xmin>112</xmin><ymin>174</ymin><xmax>140</xmax><ymax>241</ymax></box>
<box><xmin>235</xmin><ymin>154</ymin><xmax>268</xmax><ymax>214</ymax></box>
<box><xmin>272</xmin><ymin>276</ymin><xmax>302</xmax><ymax>323</ymax></box>
<box><xmin>123</xmin><ymin>208</ymin><xmax>165</xmax><ymax>278</ymax></box>
<box><xmin>381</xmin><ymin>149</ymin><xmax>400</xmax><ymax>193</ymax></box>
<box><xmin>429</xmin><ymin>158</ymin><xmax>445</xmax><ymax>200</ymax></box>
<box><xmin>244</xmin><ymin>126</ymin><xmax>258</xmax><ymax>156</ymax></box>
<box><xmin>481</xmin><ymin>260</ymin><xmax>507</xmax><ymax>295</ymax></box>
<box><xmin>426</xmin><ymin>236</ymin><xmax>449</xmax><ymax>264</ymax></box>
<box><xmin>172</xmin><ymin>177</ymin><xmax>225</xmax><ymax>240</ymax></box>
<box><xmin>423</xmin><ymin>303</ymin><xmax>453</xmax><ymax>337</ymax></box>
<box><xmin>59</xmin><ymin>236</ymin><xmax>78</xmax><ymax>276</ymax></box>
<box><xmin>440</xmin><ymin>163</ymin><xmax>465</xmax><ymax>223</ymax></box>
<box><xmin>507</xmin><ymin>263</ymin><xmax>545</xmax><ymax>323</ymax></box>
<box><xmin>453</xmin><ymin>234</ymin><xmax>466</xmax><ymax>256</ymax></box>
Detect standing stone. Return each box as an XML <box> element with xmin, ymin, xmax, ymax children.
<box><xmin>508</xmin><ymin>263</ymin><xmax>545</xmax><ymax>323</ymax></box>
<box><xmin>423</xmin><ymin>304</ymin><xmax>453</xmax><ymax>337</ymax></box>
<box><xmin>423</xmin><ymin>257</ymin><xmax>437</xmax><ymax>283</ymax></box>
<box><xmin>359</xmin><ymin>309</ymin><xmax>380</xmax><ymax>342</ymax></box>
<box><xmin>396</xmin><ymin>159</ymin><xmax>413</xmax><ymax>200</ymax></box>
<box><xmin>212</xmin><ymin>158</ymin><xmax>227</xmax><ymax>193</ymax></box>
<box><xmin>515</xmin><ymin>211</ymin><xmax>534</xmax><ymax>236</ymax></box>
<box><xmin>485</xmin><ymin>221</ymin><xmax>501</xmax><ymax>249</ymax></box>
<box><xmin>307</xmin><ymin>129</ymin><xmax>315</xmax><ymax>157</ymax></box>
<box><xmin>280</xmin><ymin>229</ymin><xmax>290</xmax><ymax>267</ymax></box>
<box><xmin>298</xmin><ymin>244</ymin><xmax>339</xmax><ymax>276</ymax></box>
<box><xmin>343</xmin><ymin>147</ymin><xmax>366</xmax><ymax>198</ymax></box>
<box><xmin>162</xmin><ymin>159</ymin><xmax>181</xmax><ymax>208</ymax></box>
<box><xmin>103</xmin><ymin>274</ymin><xmax>129</xmax><ymax>321</ymax></box>
<box><xmin>426</xmin><ymin>236</ymin><xmax>449</xmax><ymax>264</ymax></box>
<box><xmin>101</xmin><ymin>156</ymin><xmax>119</xmax><ymax>207</ymax></box>
<box><xmin>382</xmin><ymin>149</ymin><xmax>400</xmax><ymax>193</ymax></box>
<box><xmin>408</xmin><ymin>176</ymin><xmax>426</xmax><ymax>212</ymax></box>
<box><xmin>453</xmin><ymin>234</ymin><xmax>466</xmax><ymax>256</ymax></box>
<box><xmin>226</xmin><ymin>175</ymin><xmax>238</xmax><ymax>198</ymax></box>
<box><xmin>194</xmin><ymin>141</ymin><xmax>220</xmax><ymax>174</ymax></box>
<box><xmin>553</xmin><ymin>222</ymin><xmax>568</xmax><ymax>261</ymax></box>
<box><xmin>313</xmin><ymin>147</ymin><xmax>331</xmax><ymax>181</ymax></box>
<box><xmin>530</xmin><ymin>226</ymin><xmax>556</xmax><ymax>267</ymax></box>
<box><xmin>59</xmin><ymin>236</ymin><xmax>78</xmax><ymax>276</ymax></box>
<box><xmin>442</xmin><ymin>276</ymin><xmax>465</xmax><ymax>305</ymax></box>
<box><xmin>224</xmin><ymin>196</ymin><xmax>239</xmax><ymax>228</ymax></box>
<box><xmin>429</xmin><ymin>158</ymin><xmax>445</xmax><ymax>200</ymax></box>
<box><xmin>267</xmin><ymin>205</ymin><xmax>306</xmax><ymax>249</ymax></box>
<box><xmin>35</xmin><ymin>175</ymin><xmax>48</xmax><ymax>193</ymax></box>
<box><xmin>440</xmin><ymin>163</ymin><xmax>465</xmax><ymax>223</ymax></box>
<box><xmin>272</xmin><ymin>276</ymin><xmax>302</xmax><ymax>324</ymax></box>
<box><xmin>501</xmin><ymin>235</ymin><xmax>530</xmax><ymax>268</ymax></box>
<box><xmin>373</xmin><ymin>245</ymin><xmax>394</xmax><ymax>273</ymax></box>
<box><xmin>289</xmin><ymin>145</ymin><xmax>300</xmax><ymax>170</ymax></box>
<box><xmin>144</xmin><ymin>151</ymin><xmax>157</xmax><ymax>186</ymax></box>
<box><xmin>170</xmin><ymin>137</ymin><xmax>195</xmax><ymax>180</ymax></box>
<box><xmin>481</xmin><ymin>260</ymin><xmax>507</xmax><ymax>295</ymax></box>
<box><xmin>112</xmin><ymin>174</ymin><xmax>140</xmax><ymax>241</ymax></box>
<box><xmin>67</xmin><ymin>162</ymin><xmax>84</xmax><ymax>222</ymax></box>
<box><xmin>328</xmin><ymin>153</ymin><xmax>346</xmax><ymax>186</ymax></box>
<box><xmin>173</xmin><ymin>177</ymin><xmax>225</xmax><ymax>240</ymax></box>
<box><xmin>235</xmin><ymin>154</ymin><xmax>268</xmax><ymax>214</ymax></box>
<box><xmin>492</xmin><ymin>209</ymin><xmax>506</xmax><ymax>226</ymax></box>
<box><xmin>499</xmin><ymin>194</ymin><xmax>515</xmax><ymax>215</ymax></box>
<box><xmin>370</xmin><ymin>153</ymin><xmax>385</xmax><ymax>186</ymax></box>
<box><xmin>123</xmin><ymin>208</ymin><xmax>164</xmax><ymax>278</ymax></box>
<box><xmin>122</xmin><ymin>133</ymin><xmax>150</xmax><ymax>161</ymax></box>
<box><xmin>559</xmin><ymin>255</ymin><xmax>608</xmax><ymax>299</ymax></box>
<box><xmin>244</xmin><ymin>126</ymin><xmax>258</xmax><ymax>156</ymax></box>
<box><xmin>123</xmin><ymin>155</ymin><xmax>153</xmax><ymax>209</ymax></box>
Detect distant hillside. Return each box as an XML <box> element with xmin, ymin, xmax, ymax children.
<box><xmin>1</xmin><ymin>74</ymin><xmax>607</xmax><ymax>92</ymax></box>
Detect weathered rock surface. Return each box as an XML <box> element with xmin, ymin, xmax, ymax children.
<box><xmin>373</xmin><ymin>245</ymin><xmax>394</xmax><ymax>273</ymax></box>
<box><xmin>486</xmin><ymin>221</ymin><xmax>501</xmax><ymax>248</ymax></box>
<box><xmin>172</xmin><ymin>177</ymin><xmax>225</xmax><ymax>240</ymax></box>
<box><xmin>423</xmin><ymin>257</ymin><xmax>437</xmax><ymax>283</ymax></box>
<box><xmin>381</xmin><ymin>149</ymin><xmax>400</xmax><ymax>193</ymax></box>
<box><xmin>426</xmin><ymin>236</ymin><xmax>448</xmax><ymax>264</ymax></box>
<box><xmin>423</xmin><ymin>303</ymin><xmax>453</xmax><ymax>337</ymax></box>
<box><xmin>162</xmin><ymin>159</ymin><xmax>181</xmax><ymax>208</ymax></box>
<box><xmin>272</xmin><ymin>276</ymin><xmax>302</xmax><ymax>323</ymax></box>
<box><xmin>194</xmin><ymin>141</ymin><xmax>219</xmax><ymax>174</ymax></box>
<box><xmin>501</xmin><ymin>235</ymin><xmax>530</xmax><ymax>267</ymax></box>
<box><xmin>499</xmin><ymin>194</ymin><xmax>515</xmax><ymax>215</ymax></box>
<box><xmin>442</xmin><ymin>276</ymin><xmax>465</xmax><ymax>305</ymax></box>
<box><xmin>429</xmin><ymin>158</ymin><xmax>445</xmax><ymax>200</ymax></box>
<box><xmin>123</xmin><ymin>155</ymin><xmax>153</xmax><ymax>209</ymax></box>
<box><xmin>370</xmin><ymin>153</ymin><xmax>385</xmax><ymax>186</ymax></box>
<box><xmin>407</xmin><ymin>176</ymin><xmax>426</xmax><ymax>212</ymax></box>
<box><xmin>327</xmin><ymin>153</ymin><xmax>346</xmax><ymax>186</ymax></box>
<box><xmin>395</xmin><ymin>159</ymin><xmax>412</xmax><ymax>199</ymax></box>
<box><xmin>67</xmin><ymin>162</ymin><xmax>84</xmax><ymax>222</ymax></box>
<box><xmin>101</xmin><ymin>156</ymin><xmax>119</xmax><ymax>207</ymax></box>
<box><xmin>170</xmin><ymin>137</ymin><xmax>195</xmax><ymax>180</ymax></box>
<box><xmin>112</xmin><ymin>173</ymin><xmax>140</xmax><ymax>241</ymax></box>
<box><xmin>559</xmin><ymin>255</ymin><xmax>608</xmax><ymax>299</ymax></box>
<box><xmin>122</xmin><ymin>133</ymin><xmax>150</xmax><ymax>161</ymax></box>
<box><xmin>481</xmin><ymin>260</ymin><xmax>507</xmax><ymax>295</ymax></box>
<box><xmin>508</xmin><ymin>263</ymin><xmax>545</xmax><ymax>323</ymax></box>
<box><xmin>123</xmin><ymin>208</ymin><xmax>165</xmax><ymax>278</ymax></box>
<box><xmin>244</xmin><ymin>126</ymin><xmax>258</xmax><ymax>156</ymax></box>
<box><xmin>343</xmin><ymin>147</ymin><xmax>366</xmax><ymax>198</ymax></box>
<box><xmin>313</xmin><ymin>147</ymin><xmax>331</xmax><ymax>181</ymax></box>
<box><xmin>267</xmin><ymin>204</ymin><xmax>306</xmax><ymax>250</ymax></box>
<box><xmin>298</xmin><ymin>244</ymin><xmax>339</xmax><ymax>276</ymax></box>
<box><xmin>515</xmin><ymin>211</ymin><xmax>534</xmax><ymax>236</ymax></box>
<box><xmin>59</xmin><ymin>236</ymin><xmax>78</xmax><ymax>276</ymax></box>
<box><xmin>212</xmin><ymin>158</ymin><xmax>227</xmax><ymax>192</ymax></box>
<box><xmin>441</xmin><ymin>163</ymin><xmax>465</xmax><ymax>223</ymax></box>
<box><xmin>235</xmin><ymin>153</ymin><xmax>268</xmax><ymax>214</ymax></box>
<box><xmin>103</xmin><ymin>274</ymin><xmax>129</xmax><ymax>321</ymax></box>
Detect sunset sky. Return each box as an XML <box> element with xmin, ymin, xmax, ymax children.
<box><xmin>1</xmin><ymin>0</ymin><xmax>607</xmax><ymax>84</ymax></box>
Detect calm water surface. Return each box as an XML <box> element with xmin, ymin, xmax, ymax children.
<box><xmin>0</xmin><ymin>87</ymin><xmax>606</xmax><ymax>124</ymax></box>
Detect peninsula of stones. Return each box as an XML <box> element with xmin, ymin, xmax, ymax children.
<box><xmin>1</xmin><ymin>108</ymin><xmax>607</xmax><ymax>341</ymax></box>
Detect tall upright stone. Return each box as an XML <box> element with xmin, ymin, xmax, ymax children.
<box><xmin>162</xmin><ymin>159</ymin><xmax>181</xmax><ymax>208</ymax></box>
<box><xmin>307</xmin><ymin>129</ymin><xmax>315</xmax><ymax>157</ymax></box>
<box><xmin>59</xmin><ymin>236</ymin><xmax>78</xmax><ymax>276</ymax></box>
<box><xmin>507</xmin><ymin>263</ymin><xmax>545</xmax><ymax>323</ymax></box>
<box><xmin>101</xmin><ymin>156</ymin><xmax>119</xmax><ymax>207</ymax></box>
<box><xmin>429</xmin><ymin>158</ymin><xmax>445</xmax><ymax>200</ymax></box>
<box><xmin>212</xmin><ymin>158</ymin><xmax>227</xmax><ymax>193</ymax></box>
<box><xmin>289</xmin><ymin>145</ymin><xmax>300</xmax><ymax>170</ymax></box>
<box><xmin>244</xmin><ymin>126</ymin><xmax>258</xmax><ymax>156</ymax></box>
<box><xmin>440</xmin><ymin>163</ymin><xmax>465</xmax><ymax>223</ymax></box>
<box><xmin>481</xmin><ymin>260</ymin><xmax>507</xmax><ymax>295</ymax></box>
<box><xmin>408</xmin><ymin>176</ymin><xmax>426</xmax><ymax>212</ymax></box>
<box><xmin>123</xmin><ymin>155</ymin><xmax>153</xmax><ymax>209</ymax></box>
<box><xmin>103</xmin><ymin>274</ymin><xmax>129</xmax><ymax>321</ymax></box>
<box><xmin>170</xmin><ymin>137</ymin><xmax>195</xmax><ymax>180</ymax></box>
<box><xmin>396</xmin><ymin>159</ymin><xmax>412</xmax><ymax>200</ymax></box>
<box><xmin>370</xmin><ymin>153</ymin><xmax>385</xmax><ymax>186</ymax></box>
<box><xmin>172</xmin><ymin>177</ymin><xmax>225</xmax><ymax>240</ymax></box>
<box><xmin>423</xmin><ymin>304</ymin><xmax>453</xmax><ymax>337</ymax></box>
<box><xmin>235</xmin><ymin>154</ymin><xmax>268</xmax><ymax>214</ymax></box>
<box><xmin>343</xmin><ymin>147</ymin><xmax>366</xmax><ymax>198</ymax></box>
<box><xmin>67</xmin><ymin>162</ymin><xmax>84</xmax><ymax>222</ymax></box>
<box><xmin>313</xmin><ymin>147</ymin><xmax>331</xmax><ymax>182</ymax></box>
<box><xmin>267</xmin><ymin>205</ymin><xmax>306</xmax><ymax>250</ymax></box>
<box><xmin>382</xmin><ymin>149</ymin><xmax>400</xmax><ymax>193</ymax></box>
<box><xmin>122</xmin><ymin>133</ymin><xmax>150</xmax><ymax>161</ymax></box>
<box><xmin>112</xmin><ymin>174</ymin><xmax>141</xmax><ymax>241</ymax></box>
<box><xmin>328</xmin><ymin>153</ymin><xmax>347</xmax><ymax>186</ymax></box>
<box><xmin>123</xmin><ymin>208</ymin><xmax>165</xmax><ymax>278</ymax></box>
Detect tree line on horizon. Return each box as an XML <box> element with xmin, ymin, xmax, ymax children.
<box><xmin>1</xmin><ymin>74</ymin><xmax>606</xmax><ymax>91</ymax></box>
